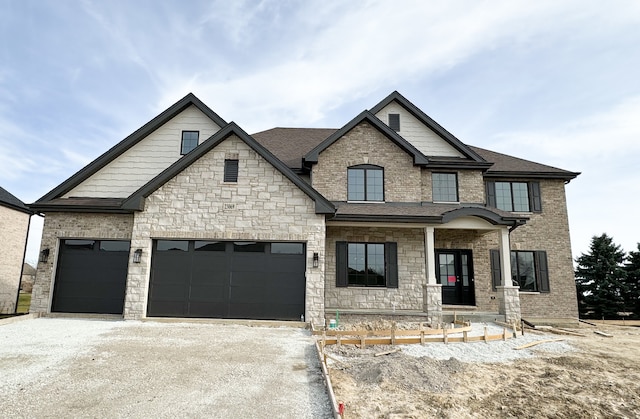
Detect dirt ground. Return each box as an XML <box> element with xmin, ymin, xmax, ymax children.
<box><xmin>326</xmin><ymin>323</ymin><xmax>640</xmax><ymax>418</ymax></box>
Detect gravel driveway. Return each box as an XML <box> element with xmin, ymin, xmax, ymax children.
<box><xmin>0</xmin><ymin>317</ymin><xmax>332</xmax><ymax>418</ymax></box>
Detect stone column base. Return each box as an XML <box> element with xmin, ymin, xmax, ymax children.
<box><xmin>423</xmin><ymin>284</ymin><xmax>443</xmax><ymax>326</ymax></box>
<box><xmin>496</xmin><ymin>285</ymin><xmax>521</xmax><ymax>324</ymax></box>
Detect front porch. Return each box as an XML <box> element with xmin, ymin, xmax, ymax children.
<box><xmin>323</xmin><ymin>205</ymin><xmax>526</xmax><ymax>326</ymax></box>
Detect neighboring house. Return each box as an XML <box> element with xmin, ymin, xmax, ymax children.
<box><xmin>0</xmin><ymin>186</ymin><xmax>33</xmax><ymax>314</ymax></box>
<box><xmin>21</xmin><ymin>263</ymin><xmax>36</xmax><ymax>293</ymax></box>
<box><xmin>29</xmin><ymin>92</ymin><xmax>579</xmax><ymax>326</ymax></box>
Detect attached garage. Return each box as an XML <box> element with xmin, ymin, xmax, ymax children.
<box><xmin>51</xmin><ymin>239</ymin><xmax>130</xmax><ymax>314</ymax></box>
<box><xmin>147</xmin><ymin>240</ymin><xmax>306</xmax><ymax>321</ymax></box>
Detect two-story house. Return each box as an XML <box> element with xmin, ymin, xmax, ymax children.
<box><xmin>29</xmin><ymin>91</ymin><xmax>579</xmax><ymax>326</ymax></box>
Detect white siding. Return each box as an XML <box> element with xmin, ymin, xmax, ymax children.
<box><xmin>375</xmin><ymin>103</ymin><xmax>465</xmax><ymax>158</ymax></box>
<box><xmin>63</xmin><ymin>105</ymin><xmax>221</xmax><ymax>198</ymax></box>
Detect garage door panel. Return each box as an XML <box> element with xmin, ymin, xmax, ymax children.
<box><xmin>147</xmin><ymin>300</ymin><xmax>188</xmax><ymax>317</ymax></box>
<box><xmin>188</xmin><ymin>302</ymin><xmax>227</xmax><ymax>318</ymax></box>
<box><xmin>148</xmin><ymin>240</ymin><xmax>305</xmax><ymax>320</ymax></box>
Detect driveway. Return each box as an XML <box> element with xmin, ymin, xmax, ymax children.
<box><xmin>0</xmin><ymin>317</ymin><xmax>332</xmax><ymax>418</ymax></box>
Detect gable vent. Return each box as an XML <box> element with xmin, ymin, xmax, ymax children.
<box><xmin>389</xmin><ymin>113</ymin><xmax>400</xmax><ymax>131</ymax></box>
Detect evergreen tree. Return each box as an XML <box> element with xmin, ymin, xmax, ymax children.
<box><xmin>575</xmin><ymin>234</ymin><xmax>627</xmax><ymax>319</ymax></box>
<box><xmin>624</xmin><ymin>244</ymin><xmax>640</xmax><ymax>318</ymax></box>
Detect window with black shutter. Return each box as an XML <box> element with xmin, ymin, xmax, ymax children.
<box><xmin>336</xmin><ymin>241</ymin><xmax>398</xmax><ymax>288</ymax></box>
<box><xmin>486</xmin><ymin>181</ymin><xmax>541</xmax><ymax>213</ymax></box>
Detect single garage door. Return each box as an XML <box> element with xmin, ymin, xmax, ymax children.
<box><xmin>51</xmin><ymin>239</ymin><xmax>130</xmax><ymax>314</ymax></box>
<box><xmin>147</xmin><ymin>240</ymin><xmax>306</xmax><ymax>321</ymax></box>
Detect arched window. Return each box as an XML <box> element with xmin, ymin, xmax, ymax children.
<box><xmin>347</xmin><ymin>165</ymin><xmax>384</xmax><ymax>202</ymax></box>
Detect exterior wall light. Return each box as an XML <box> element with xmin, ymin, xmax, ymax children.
<box><xmin>133</xmin><ymin>249</ymin><xmax>143</xmax><ymax>264</ymax></box>
<box><xmin>312</xmin><ymin>252</ymin><xmax>319</xmax><ymax>268</ymax></box>
<box><xmin>39</xmin><ymin>248</ymin><xmax>50</xmax><ymax>263</ymax></box>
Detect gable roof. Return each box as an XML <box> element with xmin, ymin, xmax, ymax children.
<box><xmin>303</xmin><ymin>110</ymin><xmax>430</xmax><ymax>166</ymax></box>
<box><xmin>35</xmin><ymin>93</ymin><xmax>227</xmax><ymax>204</ymax></box>
<box><xmin>369</xmin><ymin>91</ymin><xmax>486</xmax><ymax>162</ymax></box>
<box><xmin>252</xmin><ymin>127</ymin><xmax>337</xmax><ymax>170</ymax></box>
<box><xmin>0</xmin><ymin>186</ymin><xmax>33</xmax><ymax>214</ymax></box>
<box><xmin>122</xmin><ymin>122</ymin><xmax>335</xmax><ymax>214</ymax></box>
<box><xmin>470</xmin><ymin>146</ymin><xmax>580</xmax><ymax>181</ymax></box>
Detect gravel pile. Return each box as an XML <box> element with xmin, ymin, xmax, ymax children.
<box><xmin>400</xmin><ymin>322</ymin><xmax>574</xmax><ymax>363</ymax></box>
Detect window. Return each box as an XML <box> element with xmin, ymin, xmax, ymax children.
<box><xmin>486</xmin><ymin>181</ymin><xmax>541</xmax><ymax>213</ymax></box>
<box><xmin>336</xmin><ymin>241</ymin><xmax>398</xmax><ymax>288</ymax></box>
<box><xmin>271</xmin><ymin>243</ymin><xmax>304</xmax><ymax>254</ymax></box>
<box><xmin>224</xmin><ymin>159</ymin><xmax>239</xmax><ymax>182</ymax></box>
<box><xmin>348</xmin><ymin>165</ymin><xmax>384</xmax><ymax>201</ymax></box>
<box><xmin>490</xmin><ymin>249</ymin><xmax>549</xmax><ymax>292</ymax></box>
<box><xmin>181</xmin><ymin>131</ymin><xmax>199</xmax><ymax>155</ymax></box>
<box><xmin>432</xmin><ymin>173</ymin><xmax>458</xmax><ymax>202</ymax></box>
<box><xmin>389</xmin><ymin>113</ymin><xmax>400</xmax><ymax>131</ymax></box>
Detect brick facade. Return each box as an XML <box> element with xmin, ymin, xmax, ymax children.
<box><xmin>0</xmin><ymin>205</ymin><xmax>30</xmax><ymax>313</ymax></box>
<box><xmin>312</xmin><ymin>122</ymin><xmax>422</xmax><ymax>203</ymax></box>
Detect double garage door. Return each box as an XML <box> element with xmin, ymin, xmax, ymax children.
<box><xmin>51</xmin><ymin>238</ymin><xmax>306</xmax><ymax>321</ymax></box>
<box><xmin>148</xmin><ymin>240</ymin><xmax>306</xmax><ymax>321</ymax></box>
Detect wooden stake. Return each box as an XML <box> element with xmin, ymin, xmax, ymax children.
<box><xmin>514</xmin><ymin>338</ymin><xmax>565</xmax><ymax>350</ymax></box>
<box><xmin>503</xmin><ymin>328</ymin><xmax>508</xmax><ymax>341</ymax></box>
<box><xmin>484</xmin><ymin>326</ymin><xmax>488</xmax><ymax>343</ymax></box>
<box><xmin>463</xmin><ymin>330</ymin><xmax>468</xmax><ymax>343</ymax></box>
<box><xmin>594</xmin><ymin>330</ymin><xmax>613</xmax><ymax>338</ymax></box>
<box><xmin>374</xmin><ymin>348</ymin><xmax>400</xmax><ymax>357</ymax></box>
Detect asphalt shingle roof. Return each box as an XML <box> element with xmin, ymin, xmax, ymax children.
<box><xmin>252</xmin><ymin>128</ymin><xmax>578</xmax><ymax>179</ymax></box>
<box><xmin>0</xmin><ymin>186</ymin><xmax>32</xmax><ymax>214</ymax></box>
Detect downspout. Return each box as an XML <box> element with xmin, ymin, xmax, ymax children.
<box><xmin>14</xmin><ymin>213</ymin><xmax>32</xmax><ymax>314</ymax></box>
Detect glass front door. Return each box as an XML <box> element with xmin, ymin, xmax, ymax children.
<box><xmin>436</xmin><ymin>249</ymin><xmax>475</xmax><ymax>305</ymax></box>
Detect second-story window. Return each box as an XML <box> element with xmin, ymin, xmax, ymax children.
<box><xmin>486</xmin><ymin>181</ymin><xmax>542</xmax><ymax>213</ymax></box>
<box><xmin>432</xmin><ymin>173</ymin><xmax>458</xmax><ymax>202</ymax></box>
<box><xmin>181</xmin><ymin>131</ymin><xmax>199</xmax><ymax>155</ymax></box>
<box><xmin>348</xmin><ymin>165</ymin><xmax>384</xmax><ymax>201</ymax></box>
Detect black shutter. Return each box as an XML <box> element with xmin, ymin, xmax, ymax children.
<box><xmin>486</xmin><ymin>181</ymin><xmax>496</xmax><ymax>208</ymax></box>
<box><xmin>535</xmin><ymin>251</ymin><xmax>550</xmax><ymax>292</ymax></box>
<box><xmin>490</xmin><ymin>249</ymin><xmax>501</xmax><ymax>291</ymax></box>
<box><xmin>385</xmin><ymin>242</ymin><xmax>398</xmax><ymax>288</ymax></box>
<box><xmin>530</xmin><ymin>182</ymin><xmax>542</xmax><ymax>213</ymax></box>
<box><xmin>224</xmin><ymin>159</ymin><xmax>239</xmax><ymax>182</ymax></box>
<box><xmin>336</xmin><ymin>241</ymin><xmax>348</xmax><ymax>287</ymax></box>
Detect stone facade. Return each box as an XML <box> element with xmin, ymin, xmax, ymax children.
<box><xmin>0</xmin><ymin>205</ymin><xmax>31</xmax><ymax>313</ymax></box>
<box><xmin>123</xmin><ymin>135</ymin><xmax>327</xmax><ymax>324</ymax></box>
<box><xmin>30</xmin><ymin>213</ymin><xmax>134</xmax><ymax>314</ymax></box>
<box><xmin>325</xmin><ymin>226</ymin><xmax>425</xmax><ymax>311</ymax></box>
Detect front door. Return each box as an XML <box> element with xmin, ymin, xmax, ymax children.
<box><xmin>436</xmin><ymin>250</ymin><xmax>475</xmax><ymax>305</ymax></box>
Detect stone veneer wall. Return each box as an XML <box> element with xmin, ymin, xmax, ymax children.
<box><xmin>324</xmin><ymin>226</ymin><xmax>426</xmax><ymax>311</ymax></box>
<box><xmin>0</xmin><ymin>206</ymin><xmax>30</xmax><ymax>313</ymax></box>
<box><xmin>509</xmin><ymin>179</ymin><xmax>578</xmax><ymax>321</ymax></box>
<box><xmin>30</xmin><ymin>213</ymin><xmax>134</xmax><ymax>314</ymax></box>
<box><xmin>312</xmin><ymin>121</ymin><xmax>422</xmax><ymax>202</ymax></box>
<box><xmin>124</xmin><ymin>135</ymin><xmax>327</xmax><ymax>324</ymax></box>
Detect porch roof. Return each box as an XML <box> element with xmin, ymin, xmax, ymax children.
<box><xmin>329</xmin><ymin>202</ymin><xmax>528</xmax><ymax>226</ymax></box>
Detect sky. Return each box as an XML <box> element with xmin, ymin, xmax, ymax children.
<box><xmin>1</xmin><ymin>0</ymin><xmax>639</xmax><ymax>265</ymax></box>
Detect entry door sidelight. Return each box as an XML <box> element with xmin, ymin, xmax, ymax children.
<box><xmin>436</xmin><ymin>250</ymin><xmax>475</xmax><ymax>305</ymax></box>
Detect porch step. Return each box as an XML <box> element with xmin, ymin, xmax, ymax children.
<box><xmin>442</xmin><ymin>311</ymin><xmax>505</xmax><ymax>324</ymax></box>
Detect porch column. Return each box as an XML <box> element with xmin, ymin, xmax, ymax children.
<box><xmin>423</xmin><ymin>226</ymin><xmax>442</xmax><ymax>325</ymax></box>
<box><xmin>496</xmin><ymin>227</ymin><xmax>521</xmax><ymax>323</ymax></box>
